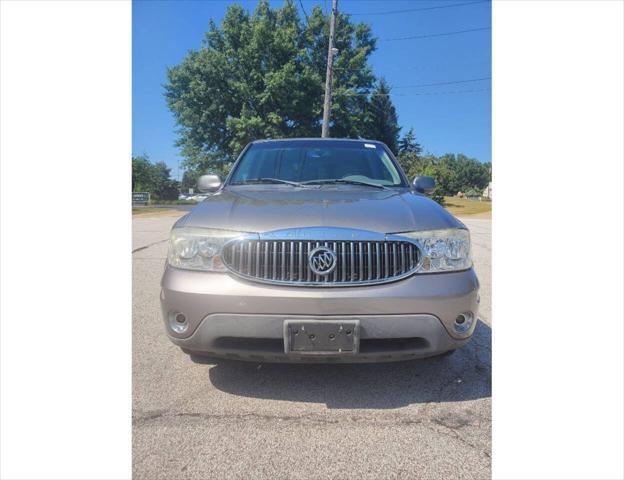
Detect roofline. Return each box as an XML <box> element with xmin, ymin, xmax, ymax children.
<box><xmin>251</xmin><ymin>137</ymin><xmax>385</xmax><ymax>144</ymax></box>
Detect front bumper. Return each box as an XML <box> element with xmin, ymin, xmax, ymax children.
<box><xmin>160</xmin><ymin>266</ymin><xmax>479</xmax><ymax>363</ymax></box>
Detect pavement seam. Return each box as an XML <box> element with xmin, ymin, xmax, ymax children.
<box><xmin>132</xmin><ymin>238</ymin><xmax>169</xmax><ymax>254</ymax></box>
<box><xmin>133</xmin><ymin>410</ymin><xmax>425</xmax><ymax>426</ymax></box>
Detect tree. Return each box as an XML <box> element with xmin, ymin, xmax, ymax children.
<box><xmin>394</xmin><ymin>147</ymin><xmax>491</xmax><ymax>206</ymax></box>
<box><xmin>132</xmin><ymin>155</ymin><xmax>155</xmax><ymax>192</ymax></box>
<box><xmin>180</xmin><ymin>152</ymin><xmax>232</xmax><ymax>191</ymax></box>
<box><xmin>152</xmin><ymin>161</ymin><xmax>180</xmax><ymax>200</ymax></box>
<box><xmin>396</xmin><ymin>128</ymin><xmax>424</xmax><ymax>180</ymax></box>
<box><xmin>364</xmin><ymin>78</ymin><xmax>400</xmax><ymax>154</ymax></box>
<box><xmin>165</xmin><ymin>0</ymin><xmax>377</xmax><ymax>173</ymax></box>
<box><xmin>132</xmin><ymin>155</ymin><xmax>180</xmax><ymax>200</ymax></box>
<box><xmin>398</xmin><ymin>127</ymin><xmax>422</xmax><ymax>155</ymax></box>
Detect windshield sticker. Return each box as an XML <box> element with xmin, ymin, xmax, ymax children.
<box><xmin>364</xmin><ymin>143</ymin><xmax>376</xmax><ymax>149</ymax></box>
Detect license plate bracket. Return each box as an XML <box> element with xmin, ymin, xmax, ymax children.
<box><xmin>284</xmin><ymin>320</ymin><xmax>360</xmax><ymax>355</ymax></box>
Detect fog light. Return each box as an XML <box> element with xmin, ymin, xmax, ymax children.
<box><xmin>169</xmin><ymin>311</ymin><xmax>189</xmax><ymax>334</ymax></box>
<box><xmin>454</xmin><ymin>312</ymin><xmax>474</xmax><ymax>334</ymax></box>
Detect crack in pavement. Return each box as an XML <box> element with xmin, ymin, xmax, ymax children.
<box><xmin>132</xmin><ymin>238</ymin><xmax>169</xmax><ymax>254</ymax></box>
<box><xmin>133</xmin><ymin>408</ymin><xmax>491</xmax><ymax>461</ymax></box>
<box><xmin>133</xmin><ymin>409</ymin><xmax>423</xmax><ymax>427</ymax></box>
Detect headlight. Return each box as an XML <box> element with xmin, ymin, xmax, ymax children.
<box><xmin>400</xmin><ymin>228</ymin><xmax>471</xmax><ymax>273</ymax></box>
<box><xmin>167</xmin><ymin>227</ymin><xmax>247</xmax><ymax>271</ymax></box>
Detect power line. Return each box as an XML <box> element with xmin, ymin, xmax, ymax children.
<box><xmin>298</xmin><ymin>0</ymin><xmax>309</xmax><ymax>22</ymax></box>
<box><xmin>346</xmin><ymin>0</ymin><xmax>489</xmax><ymax>17</ymax></box>
<box><xmin>406</xmin><ymin>87</ymin><xmax>490</xmax><ymax>97</ymax></box>
<box><xmin>325</xmin><ymin>77</ymin><xmax>491</xmax><ymax>96</ymax></box>
<box><xmin>392</xmin><ymin>76</ymin><xmax>491</xmax><ymax>89</ymax></box>
<box><xmin>333</xmin><ymin>60</ymin><xmax>490</xmax><ymax>72</ymax></box>
<box><xmin>333</xmin><ymin>88</ymin><xmax>491</xmax><ymax>97</ymax></box>
<box><xmin>381</xmin><ymin>26</ymin><xmax>491</xmax><ymax>42</ymax></box>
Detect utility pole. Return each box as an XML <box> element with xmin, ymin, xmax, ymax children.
<box><xmin>321</xmin><ymin>0</ymin><xmax>338</xmax><ymax>138</ymax></box>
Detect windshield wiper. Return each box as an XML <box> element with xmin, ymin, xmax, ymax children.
<box><xmin>232</xmin><ymin>178</ymin><xmax>306</xmax><ymax>187</ymax></box>
<box><xmin>302</xmin><ymin>178</ymin><xmax>389</xmax><ymax>190</ymax></box>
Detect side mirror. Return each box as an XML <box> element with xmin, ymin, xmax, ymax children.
<box><xmin>197</xmin><ymin>174</ymin><xmax>222</xmax><ymax>193</ymax></box>
<box><xmin>412</xmin><ymin>176</ymin><xmax>436</xmax><ymax>194</ymax></box>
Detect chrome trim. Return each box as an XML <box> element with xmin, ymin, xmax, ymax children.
<box><xmin>308</xmin><ymin>246</ymin><xmax>337</xmax><ymax>276</ymax></box>
<box><xmin>259</xmin><ymin>226</ymin><xmax>385</xmax><ymax>242</ymax></box>
<box><xmin>221</xmin><ymin>228</ymin><xmax>423</xmax><ymax>287</ymax></box>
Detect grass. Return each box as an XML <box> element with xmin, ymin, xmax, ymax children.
<box><xmin>443</xmin><ymin>196</ymin><xmax>492</xmax><ymax>217</ymax></box>
<box><xmin>155</xmin><ymin>199</ymin><xmax>197</xmax><ymax>205</ymax></box>
<box><xmin>133</xmin><ymin>198</ymin><xmax>491</xmax><ymax>217</ymax></box>
<box><xmin>132</xmin><ymin>207</ymin><xmax>177</xmax><ymax>216</ymax></box>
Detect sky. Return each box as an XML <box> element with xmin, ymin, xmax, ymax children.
<box><xmin>133</xmin><ymin>0</ymin><xmax>491</xmax><ymax>180</ymax></box>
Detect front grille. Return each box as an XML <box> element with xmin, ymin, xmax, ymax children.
<box><xmin>222</xmin><ymin>239</ymin><xmax>420</xmax><ymax>286</ymax></box>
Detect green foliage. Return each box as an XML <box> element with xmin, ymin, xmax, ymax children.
<box><xmin>132</xmin><ymin>155</ymin><xmax>180</xmax><ymax>201</ymax></box>
<box><xmin>163</xmin><ymin>0</ymin><xmax>488</xmax><ymax>197</ymax></box>
<box><xmin>180</xmin><ymin>153</ymin><xmax>233</xmax><ymax>191</ymax></box>
<box><xmin>396</xmin><ymin>131</ymin><xmax>490</xmax><ymax>201</ymax></box>
<box><xmin>363</xmin><ymin>78</ymin><xmax>400</xmax><ymax>153</ymax></box>
<box><xmin>131</xmin><ymin>155</ymin><xmax>155</xmax><ymax>193</ymax></box>
<box><xmin>398</xmin><ymin>128</ymin><xmax>422</xmax><ymax>155</ymax></box>
<box><xmin>165</xmin><ymin>0</ymin><xmax>378</xmax><ymax>173</ymax></box>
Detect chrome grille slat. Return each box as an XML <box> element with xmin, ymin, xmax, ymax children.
<box><xmin>366</xmin><ymin>242</ymin><xmax>370</xmax><ymax>280</ymax></box>
<box><xmin>255</xmin><ymin>242</ymin><xmax>260</xmax><ymax>277</ymax></box>
<box><xmin>307</xmin><ymin>242</ymin><xmax>312</xmax><ymax>282</ymax></box>
<box><xmin>263</xmin><ymin>242</ymin><xmax>269</xmax><ymax>278</ymax></box>
<box><xmin>289</xmin><ymin>241</ymin><xmax>294</xmax><ymax>281</ymax></box>
<box><xmin>314</xmin><ymin>241</ymin><xmax>321</xmax><ymax>282</ymax></box>
<box><xmin>332</xmin><ymin>242</ymin><xmax>337</xmax><ymax>282</ymax></box>
<box><xmin>247</xmin><ymin>241</ymin><xmax>253</xmax><ymax>275</ymax></box>
<box><xmin>223</xmin><ymin>238</ymin><xmax>419</xmax><ymax>286</ymax></box>
<box><xmin>400</xmin><ymin>243</ymin><xmax>406</xmax><ymax>274</ymax></box>
<box><xmin>375</xmin><ymin>243</ymin><xmax>381</xmax><ymax>280</ymax></box>
<box><xmin>281</xmin><ymin>241</ymin><xmax>286</xmax><ymax>281</ymax></box>
<box><xmin>392</xmin><ymin>243</ymin><xmax>398</xmax><ymax>276</ymax></box>
<box><xmin>384</xmin><ymin>243</ymin><xmax>389</xmax><ymax>278</ymax></box>
<box><xmin>272</xmin><ymin>242</ymin><xmax>277</xmax><ymax>279</ymax></box>
<box><xmin>297</xmin><ymin>242</ymin><xmax>303</xmax><ymax>281</ymax></box>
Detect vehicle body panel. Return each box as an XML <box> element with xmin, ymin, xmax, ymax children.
<box><xmin>178</xmin><ymin>186</ymin><xmax>464</xmax><ymax>234</ymax></box>
<box><xmin>161</xmin><ymin>138</ymin><xmax>479</xmax><ymax>362</ymax></box>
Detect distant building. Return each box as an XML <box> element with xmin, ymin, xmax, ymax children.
<box><xmin>465</xmin><ymin>190</ymin><xmax>481</xmax><ymax>201</ymax></box>
<box><xmin>482</xmin><ymin>181</ymin><xmax>492</xmax><ymax>199</ymax></box>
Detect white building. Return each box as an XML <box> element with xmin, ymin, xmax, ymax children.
<box><xmin>482</xmin><ymin>181</ymin><xmax>492</xmax><ymax>199</ymax></box>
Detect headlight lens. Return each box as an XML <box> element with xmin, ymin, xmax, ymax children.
<box><xmin>167</xmin><ymin>227</ymin><xmax>247</xmax><ymax>271</ymax></box>
<box><xmin>400</xmin><ymin>229</ymin><xmax>471</xmax><ymax>273</ymax></box>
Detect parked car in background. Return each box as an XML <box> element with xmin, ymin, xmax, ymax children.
<box><xmin>161</xmin><ymin>138</ymin><xmax>479</xmax><ymax>363</ymax></box>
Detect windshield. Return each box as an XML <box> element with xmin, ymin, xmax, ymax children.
<box><xmin>228</xmin><ymin>141</ymin><xmax>406</xmax><ymax>187</ymax></box>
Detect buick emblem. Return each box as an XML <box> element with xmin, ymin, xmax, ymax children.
<box><xmin>308</xmin><ymin>247</ymin><xmax>337</xmax><ymax>276</ymax></box>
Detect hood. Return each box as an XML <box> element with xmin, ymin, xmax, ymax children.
<box><xmin>180</xmin><ymin>185</ymin><xmax>464</xmax><ymax>234</ymax></box>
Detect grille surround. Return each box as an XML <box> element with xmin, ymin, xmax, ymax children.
<box><xmin>221</xmin><ymin>228</ymin><xmax>422</xmax><ymax>287</ymax></box>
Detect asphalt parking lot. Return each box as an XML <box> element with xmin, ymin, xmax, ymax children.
<box><xmin>133</xmin><ymin>212</ymin><xmax>491</xmax><ymax>479</ymax></box>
